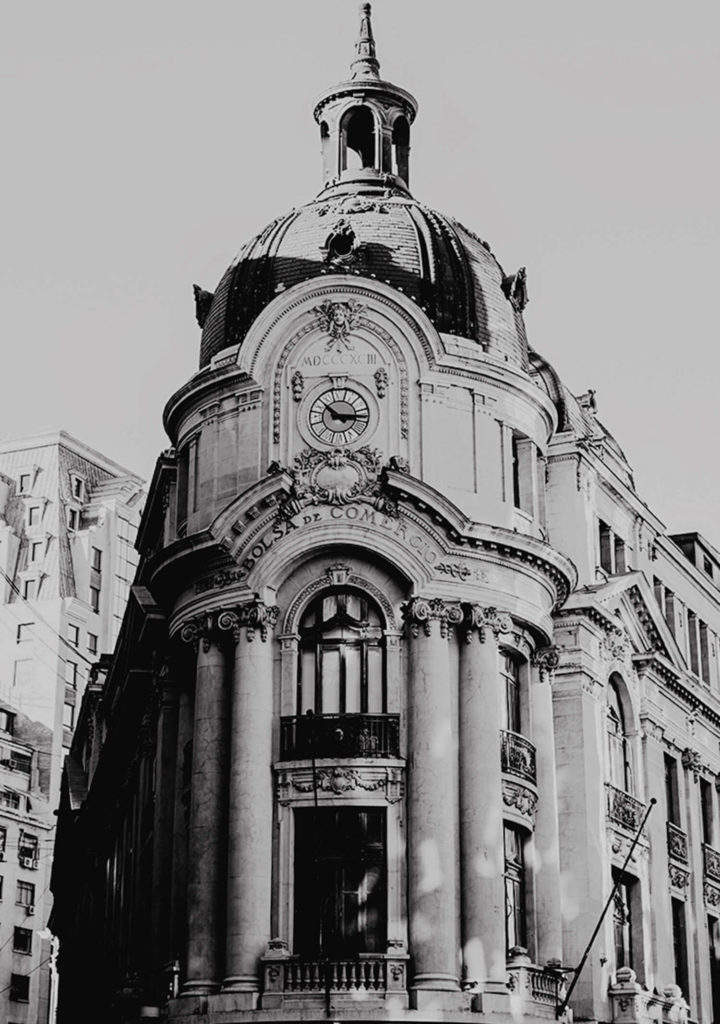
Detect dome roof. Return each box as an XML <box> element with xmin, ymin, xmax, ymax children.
<box><xmin>195</xmin><ymin>5</ymin><xmax>530</xmax><ymax>373</ymax></box>
<box><xmin>198</xmin><ymin>184</ymin><xmax>529</xmax><ymax>371</ymax></box>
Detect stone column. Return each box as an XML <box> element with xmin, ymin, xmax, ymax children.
<box><xmin>180</xmin><ymin>612</ymin><xmax>232</xmax><ymax>996</ymax></box>
<box><xmin>640</xmin><ymin>716</ymin><xmax>674</xmax><ymax>991</ymax></box>
<box><xmin>169</xmin><ymin>665</ymin><xmax>194</xmax><ymax>971</ymax></box>
<box><xmin>223</xmin><ymin>600</ymin><xmax>279</xmax><ymax>1001</ymax></box>
<box><xmin>151</xmin><ymin>657</ymin><xmax>180</xmax><ymax>995</ymax></box>
<box><xmin>529</xmin><ymin>646</ymin><xmax>563</xmax><ymax>966</ymax></box>
<box><xmin>458</xmin><ymin>605</ymin><xmax>511</xmax><ymax>989</ymax></box>
<box><xmin>403</xmin><ymin>597</ymin><xmax>462</xmax><ymax>1006</ymax></box>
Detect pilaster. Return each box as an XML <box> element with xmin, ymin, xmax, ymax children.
<box><xmin>458</xmin><ymin>605</ymin><xmax>511</xmax><ymax>993</ymax></box>
<box><xmin>402</xmin><ymin>597</ymin><xmax>462</xmax><ymax>1008</ymax></box>
<box><xmin>179</xmin><ymin>610</ymin><xmax>233</xmax><ymax>996</ymax></box>
<box><xmin>223</xmin><ymin>600</ymin><xmax>279</xmax><ymax>1002</ymax></box>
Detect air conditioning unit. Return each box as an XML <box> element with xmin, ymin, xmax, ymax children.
<box><xmin>27</xmin><ymin>905</ymin><xmax>35</xmax><ymax>916</ymax></box>
<box><xmin>8</xmin><ymin>760</ymin><xmax>17</xmax><ymax>771</ymax></box>
<box><xmin>19</xmin><ymin>855</ymin><xmax>35</xmax><ymax>868</ymax></box>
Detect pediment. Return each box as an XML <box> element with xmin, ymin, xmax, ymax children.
<box><xmin>560</xmin><ymin>572</ymin><xmax>687</xmax><ymax>671</ymax></box>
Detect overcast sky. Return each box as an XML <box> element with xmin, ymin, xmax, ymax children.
<box><xmin>2</xmin><ymin>1</ymin><xmax>718</xmax><ymax>544</ymax></box>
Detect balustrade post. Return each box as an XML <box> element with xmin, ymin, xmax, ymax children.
<box><xmin>529</xmin><ymin>646</ymin><xmax>563</xmax><ymax>966</ymax></box>
<box><xmin>179</xmin><ymin>611</ymin><xmax>232</xmax><ymax>996</ymax></box>
<box><xmin>458</xmin><ymin>604</ymin><xmax>512</xmax><ymax>992</ymax></box>
<box><xmin>402</xmin><ymin>597</ymin><xmax>462</xmax><ymax>1006</ymax></box>
<box><xmin>223</xmin><ymin>599</ymin><xmax>279</xmax><ymax>1001</ymax></box>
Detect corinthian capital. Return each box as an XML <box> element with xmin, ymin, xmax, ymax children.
<box><xmin>401</xmin><ymin>597</ymin><xmax>463</xmax><ymax>639</ymax></box>
<box><xmin>460</xmin><ymin>604</ymin><xmax>513</xmax><ymax>643</ymax></box>
<box><xmin>531</xmin><ymin>645</ymin><xmax>560</xmax><ymax>681</ymax></box>
<box><xmin>238</xmin><ymin>599</ymin><xmax>280</xmax><ymax>642</ymax></box>
<box><xmin>178</xmin><ymin>611</ymin><xmax>217</xmax><ymax>652</ymax></box>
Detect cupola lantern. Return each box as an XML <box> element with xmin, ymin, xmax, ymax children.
<box><xmin>313</xmin><ymin>3</ymin><xmax>418</xmax><ymax>191</ymax></box>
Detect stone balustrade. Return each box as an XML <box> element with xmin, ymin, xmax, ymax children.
<box><xmin>609</xmin><ymin>966</ymin><xmax>688</xmax><ymax>1023</ymax></box>
<box><xmin>261</xmin><ymin>946</ymin><xmax>409</xmax><ymax>1007</ymax></box>
<box><xmin>505</xmin><ymin>949</ymin><xmax>566</xmax><ymax>1020</ymax></box>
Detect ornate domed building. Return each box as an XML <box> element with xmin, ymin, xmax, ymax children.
<box><xmin>51</xmin><ymin>7</ymin><xmax>720</xmax><ymax>1024</ymax></box>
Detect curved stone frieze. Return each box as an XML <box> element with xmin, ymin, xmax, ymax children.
<box><xmin>502</xmin><ymin>780</ymin><xmax>538</xmax><ymax>822</ymax></box>
<box><xmin>276</xmin><ymin>764</ymin><xmax>404</xmax><ymax>806</ymax></box>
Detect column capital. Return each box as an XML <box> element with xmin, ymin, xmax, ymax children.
<box><xmin>237</xmin><ymin>599</ymin><xmax>280</xmax><ymax>643</ymax></box>
<box><xmin>178</xmin><ymin>600</ymin><xmax>280</xmax><ymax>649</ymax></box>
<box><xmin>401</xmin><ymin>596</ymin><xmax>463</xmax><ymax>639</ymax></box>
<box><xmin>531</xmin><ymin>645</ymin><xmax>560</xmax><ymax>681</ymax></box>
<box><xmin>460</xmin><ymin>604</ymin><xmax>513</xmax><ymax>643</ymax></box>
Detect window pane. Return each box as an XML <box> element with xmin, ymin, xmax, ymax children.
<box><xmin>300</xmin><ymin>652</ymin><xmax>315</xmax><ymax>714</ymax></box>
<box><xmin>344</xmin><ymin>646</ymin><xmax>361</xmax><ymax>712</ymax></box>
<box><xmin>320</xmin><ymin>648</ymin><xmax>341</xmax><ymax>713</ymax></box>
<box><xmin>367</xmin><ymin>647</ymin><xmax>383</xmax><ymax>712</ymax></box>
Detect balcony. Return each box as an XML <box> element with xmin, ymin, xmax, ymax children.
<box><xmin>667</xmin><ymin>822</ymin><xmax>689</xmax><ymax>864</ymax></box>
<box><xmin>609</xmin><ymin>966</ymin><xmax>688</xmax><ymax>1023</ymax></box>
<box><xmin>704</xmin><ymin>843</ymin><xmax>720</xmax><ymax>882</ymax></box>
<box><xmin>500</xmin><ymin>730</ymin><xmax>537</xmax><ymax>786</ymax></box>
<box><xmin>605</xmin><ymin>783</ymin><xmax>644</xmax><ymax>832</ymax></box>
<box><xmin>280</xmin><ymin>714</ymin><xmax>400</xmax><ymax>760</ymax></box>
<box><xmin>261</xmin><ymin>949</ymin><xmax>409</xmax><ymax>1008</ymax></box>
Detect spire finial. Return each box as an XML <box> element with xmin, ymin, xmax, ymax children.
<box><xmin>350</xmin><ymin>2</ymin><xmax>380</xmax><ymax>79</ymax></box>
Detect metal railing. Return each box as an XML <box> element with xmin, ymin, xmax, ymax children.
<box><xmin>667</xmin><ymin>822</ymin><xmax>689</xmax><ymax>864</ymax></box>
<box><xmin>605</xmin><ymin>783</ymin><xmax>644</xmax><ymax>831</ymax></box>
<box><xmin>500</xmin><ymin>730</ymin><xmax>537</xmax><ymax>785</ymax></box>
<box><xmin>704</xmin><ymin>842</ymin><xmax>720</xmax><ymax>882</ymax></box>
<box><xmin>279</xmin><ymin>714</ymin><xmax>400</xmax><ymax>760</ymax></box>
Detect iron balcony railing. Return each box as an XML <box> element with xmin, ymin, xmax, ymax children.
<box><xmin>667</xmin><ymin>822</ymin><xmax>689</xmax><ymax>864</ymax></box>
<box><xmin>605</xmin><ymin>783</ymin><xmax>644</xmax><ymax>832</ymax></box>
<box><xmin>280</xmin><ymin>714</ymin><xmax>400</xmax><ymax>760</ymax></box>
<box><xmin>500</xmin><ymin>730</ymin><xmax>537</xmax><ymax>786</ymax></box>
<box><xmin>704</xmin><ymin>843</ymin><xmax>720</xmax><ymax>882</ymax></box>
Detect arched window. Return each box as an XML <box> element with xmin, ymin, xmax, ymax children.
<box><xmin>297</xmin><ymin>590</ymin><xmax>385</xmax><ymax>715</ymax></box>
<box><xmin>392</xmin><ymin>115</ymin><xmax>410</xmax><ymax>183</ymax></box>
<box><xmin>607</xmin><ymin>679</ymin><xmax>632</xmax><ymax>792</ymax></box>
<box><xmin>341</xmin><ymin>106</ymin><xmax>376</xmax><ymax>171</ymax></box>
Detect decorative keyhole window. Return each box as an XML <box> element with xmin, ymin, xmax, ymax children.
<box><xmin>297</xmin><ymin>590</ymin><xmax>385</xmax><ymax>715</ymax></box>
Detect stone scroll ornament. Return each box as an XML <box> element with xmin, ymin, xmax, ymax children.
<box><xmin>459</xmin><ymin>604</ymin><xmax>513</xmax><ymax>644</ymax></box>
<box><xmin>531</xmin><ymin>645</ymin><xmax>560</xmax><ymax>680</ymax></box>
<box><xmin>313</xmin><ymin>299</ymin><xmax>366</xmax><ymax>353</ymax></box>
<box><xmin>178</xmin><ymin>600</ymin><xmax>279</xmax><ymax>648</ymax></box>
<box><xmin>401</xmin><ymin>597</ymin><xmax>463</xmax><ymax>639</ymax></box>
<box><xmin>275</xmin><ymin>448</ymin><xmax>403</xmax><ymax>520</ymax></box>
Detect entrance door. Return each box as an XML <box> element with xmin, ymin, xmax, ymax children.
<box><xmin>294</xmin><ymin>808</ymin><xmax>386</xmax><ymax>957</ymax></box>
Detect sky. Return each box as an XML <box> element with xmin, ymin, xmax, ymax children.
<box><xmin>2</xmin><ymin>1</ymin><xmax>719</xmax><ymax>543</ymax></box>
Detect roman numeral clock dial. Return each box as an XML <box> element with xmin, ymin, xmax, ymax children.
<box><xmin>308</xmin><ymin>388</ymin><xmax>370</xmax><ymax>445</ymax></box>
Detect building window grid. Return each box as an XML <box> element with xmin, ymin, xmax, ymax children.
<box><xmin>16</xmin><ymin>880</ymin><xmax>34</xmax><ymax>907</ymax></box>
<box><xmin>87</xmin><ymin>632</ymin><xmax>98</xmax><ymax>655</ymax></box>
<box><xmin>599</xmin><ymin>519</ymin><xmax>627</xmax><ymax>575</ymax></box>
<box><xmin>113</xmin><ymin>515</ymin><xmax>138</xmax><ymax>637</ymax></box>
<box><xmin>9</xmin><ymin>974</ymin><xmax>29</xmax><ymax>1002</ymax></box>
<box><xmin>13</xmin><ymin>927</ymin><xmax>32</xmax><ymax>955</ymax></box>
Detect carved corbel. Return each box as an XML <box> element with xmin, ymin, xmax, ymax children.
<box><xmin>532</xmin><ymin>645</ymin><xmax>560</xmax><ymax>681</ymax></box>
<box><xmin>681</xmin><ymin>747</ymin><xmax>702</xmax><ymax>782</ymax></box>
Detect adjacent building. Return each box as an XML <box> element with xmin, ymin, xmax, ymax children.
<box><xmin>0</xmin><ymin>430</ymin><xmax>144</xmax><ymax>1022</ymax></box>
<box><xmin>51</xmin><ymin>8</ymin><xmax>720</xmax><ymax>1024</ymax></box>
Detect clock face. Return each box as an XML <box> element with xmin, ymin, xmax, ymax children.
<box><xmin>308</xmin><ymin>388</ymin><xmax>370</xmax><ymax>445</ymax></box>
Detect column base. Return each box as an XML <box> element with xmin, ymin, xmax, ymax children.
<box><xmin>221</xmin><ymin>974</ymin><xmax>259</xmax><ymax>995</ymax></box>
<box><xmin>179</xmin><ymin>978</ymin><xmax>220</xmax><ymax>997</ymax></box>
<box><xmin>411</xmin><ymin>974</ymin><xmax>463</xmax><ymax>1011</ymax></box>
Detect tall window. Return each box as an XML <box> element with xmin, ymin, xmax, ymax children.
<box><xmin>612</xmin><ymin>870</ymin><xmax>634</xmax><ymax>969</ymax></box>
<box><xmin>607</xmin><ymin>680</ymin><xmax>632</xmax><ymax>792</ymax></box>
<box><xmin>504</xmin><ymin>825</ymin><xmax>527</xmax><ymax>951</ymax></box>
<box><xmin>298</xmin><ymin>591</ymin><xmax>384</xmax><ymax>714</ymax></box>
<box><xmin>294</xmin><ymin>808</ymin><xmax>386</xmax><ymax>956</ymax></box>
<box><xmin>500</xmin><ymin>654</ymin><xmax>522</xmax><ymax>734</ymax></box>
<box><xmin>701</xmin><ymin>777</ymin><xmax>715</xmax><ymax>846</ymax></box>
<box><xmin>665</xmin><ymin>754</ymin><xmax>681</xmax><ymax>827</ymax></box>
<box><xmin>672</xmin><ymin>898</ymin><xmax>689</xmax><ymax>999</ymax></box>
